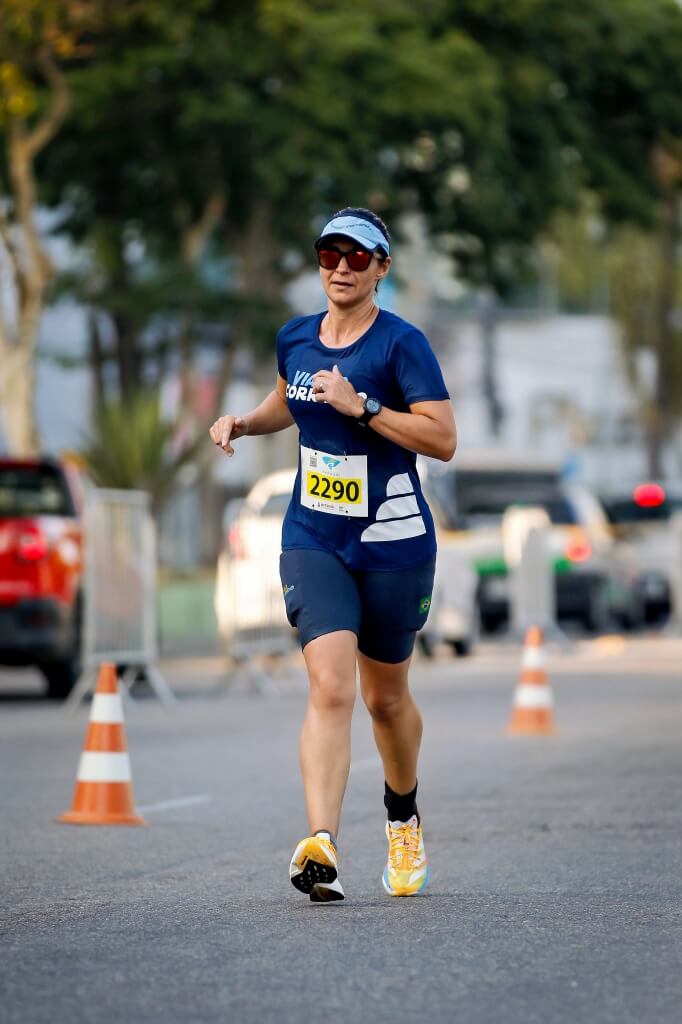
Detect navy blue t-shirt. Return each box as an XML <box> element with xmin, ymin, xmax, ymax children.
<box><xmin>277</xmin><ymin>309</ymin><xmax>450</xmax><ymax>571</ymax></box>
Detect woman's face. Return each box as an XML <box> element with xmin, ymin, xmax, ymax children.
<box><xmin>318</xmin><ymin>236</ymin><xmax>391</xmax><ymax>308</ymax></box>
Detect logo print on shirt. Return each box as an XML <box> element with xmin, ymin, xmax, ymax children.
<box><xmin>286</xmin><ymin>369</ymin><xmax>317</xmax><ymax>402</ymax></box>
<box><xmin>361</xmin><ymin>473</ymin><xmax>426</xmax><ymax>543</ymax></box>
<box><xmin>286</xmin><ymin>369</ymin><xmax>355</xmax><ymax>403</ymax></box>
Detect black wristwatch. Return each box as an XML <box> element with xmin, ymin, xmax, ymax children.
<box><xmin>358</xmin><ymin>396</ymin><xmax>382</xmax><ymax>426</ymax></box>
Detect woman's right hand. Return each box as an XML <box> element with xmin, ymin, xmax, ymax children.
<box><xmin>209</xmin><ymin>414</ymin><xmax>249</xmax><ymax>457</ymax></box>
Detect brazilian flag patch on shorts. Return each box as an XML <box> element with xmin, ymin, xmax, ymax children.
<box><xmin>419</xmin><ymin>595</ymin><xmax>432</xmax><ymax>615</ymax></box>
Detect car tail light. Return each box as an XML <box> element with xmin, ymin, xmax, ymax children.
<box><xmin>565</xmin><ymin>535</ymin><xmax>592</xmax><ymax>563</ymax></box>
<box><xmin>16</xmin><ymin>524</ymin><xmax>49</xmax><ymax>561</ymax></box>
<box><xmin>228</xmin><ymin>523</ymin><xmax>247</xmax><ymax>559</ymax></box>
<box><xmin>633</xmin><ymin>482</ymin><xmax>665</xmax><ymax>508</ymax></box>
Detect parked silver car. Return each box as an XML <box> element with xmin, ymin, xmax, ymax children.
<box><xmin>214</xmin><ymin>470</ymin><xmax>296</xmax><ymax>657</ymax></box>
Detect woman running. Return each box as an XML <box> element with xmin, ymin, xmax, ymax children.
<box><xmin>210</xmin><ymin>208</ymin><xmax>456</xmax><ymax>901</ymax></box>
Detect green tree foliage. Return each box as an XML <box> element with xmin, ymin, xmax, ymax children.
<box><xmin>41</xmin><ymin>0</ymin><xmax>682</xmax><ymax>352</ymax></box>
<box><xmin>39</xmin><ymin>0</ymin><xmax>502</xmax><ymax>400</ymax></box>
<box><xmin>81</xmin><ymin>390</ymin><xmax>203</xmax><ymax>513</ymax></box>
<box><xmin>608</xmin><ymin>227</ymin><xmax>682</xmax><ymax>415</ymax></box>
<box><xmin>547</xmin><ymin>188</ymin><xmax>682</xmax><ymax>475</ymax></box>
<box><xmin>403</xmin><ymin>0</ymin><xmax>682</xmax><ymax>292</ymax></box>
<box><xmin>406</xmin><ymin>1</ymin><xmax>682</xmax><ymax>454</ymax></box>
<box><xmin>542</xmin><ymin>198</ymin><xmax>610</xmax><ymax>314</ymax></box>
<box><xmin>4</xmin><ymin>0</ymin><xmax>682</xmax><ymax>464</ymax></box>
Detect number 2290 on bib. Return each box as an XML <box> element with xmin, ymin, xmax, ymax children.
<box><xmin>300</xmin><ymin>446</ymin><xmax>368</xmax><ymax>517</ymax></box>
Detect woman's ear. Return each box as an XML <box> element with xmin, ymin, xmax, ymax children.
<box><xmin>377</xmin><ymin>255</ymin><xmax>391</xmax><ymax>282</ymax></box>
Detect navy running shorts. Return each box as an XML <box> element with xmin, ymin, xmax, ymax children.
<box><xmin>279</xmin><ymin>548</ymin><xmax>436</xmax><ymax>664</ymax></box>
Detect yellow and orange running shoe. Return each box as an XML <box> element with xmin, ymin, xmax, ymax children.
<box><xmin>289</xmin><ymin>832</ymin><xmax>345</xmax><ymax>902</ymax></box>
<box><xmin>382</xmin><ymin>814</ymin><xmax>430</xmax><ymax>897</ymax></box>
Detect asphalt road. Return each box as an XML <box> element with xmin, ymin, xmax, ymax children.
<box><xmin>1</xmin><ymin>638</ymin><xmax>681</xmax><ymax>1024</ymax></box>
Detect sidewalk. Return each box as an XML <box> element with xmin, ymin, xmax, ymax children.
<box><xmin>465</xmin><ymin>632</ymin><xmax>682</xmax><ymax>675</ymax></box>
<box><xmin>155</xmin><ymin>632</ymin><xmax>682</xmax><ymax>703</ymax></box>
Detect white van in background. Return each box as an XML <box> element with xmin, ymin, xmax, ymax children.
<box><xmin>419</xmin><ymin>451</ymin><xmax>644</xmax><ymax>633</ymax></box>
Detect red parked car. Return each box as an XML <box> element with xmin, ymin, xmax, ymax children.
<box><xmin>0</xmin><ymin>457</ymin><xmax>84</xmax><ymax>698</ymax></box>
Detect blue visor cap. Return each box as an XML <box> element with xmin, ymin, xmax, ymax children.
<box><xmin>315</xmin><ymin>215</ymin><xmax>390</xmax><ymax>256</ymax></box>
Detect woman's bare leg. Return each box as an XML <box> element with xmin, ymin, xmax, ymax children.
<box><xmin>358</xmin><ymin>651</ymin><xmax>422</xmax><ymax>796</ymax></box>
<box><xmin>300</xmin><ymin>629</ymin><xmax>357</xmax><ymax>836</ymax></box>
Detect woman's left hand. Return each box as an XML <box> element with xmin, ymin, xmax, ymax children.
<box><xmin>312</xmin><ymin>365</ymin><xmax>364</xmax><ymax>418</ymax></box>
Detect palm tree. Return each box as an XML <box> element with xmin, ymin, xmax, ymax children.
<box><xmin>80</xmin><ymin>390</ymin><xmax>205</xmax><ymax>515</ymax></box>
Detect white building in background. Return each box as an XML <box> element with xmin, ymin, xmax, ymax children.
<box><xmin>388</xmin><ymin>215</ymin><xmax>680</xmax><ymax>487</ymax></box>
<box><xmin>3</xmin><ymin>215</ymin><xmax>678</xmax><ymax>498</ymax></box>
<box><xmin>431</xmin><ymin>312</ymin><xmax>659</xmax><ymax>489</ymax></box>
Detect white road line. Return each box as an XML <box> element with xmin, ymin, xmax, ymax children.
<box><xmin>137</xmin><ymin>794</ymin><xmax>213</xmax><ymax>814</ymax></box>
<box><xmin>349</xmin><ymin>756</ymin><xmax>381</xmax><ymax>775</ymax></box>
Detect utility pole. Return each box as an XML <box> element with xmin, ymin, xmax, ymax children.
<box><xmin>479</xmin><ymin>289</ymin><xmax>505</xmax><ymax>438</ymax></box>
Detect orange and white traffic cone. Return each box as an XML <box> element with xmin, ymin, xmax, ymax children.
<box><xmin>59</xmin><ymin>663</ymin><xmax>145</xmax><ymax>825</ymax></box>
<box><xmin>506</xmin><ymin>625</ymin><xmax>556</xmax><ymax>736</ymax></box>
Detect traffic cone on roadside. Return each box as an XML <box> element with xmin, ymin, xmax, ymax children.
<box><xmin>59</xmin><ymin>663</ymin><xmax>145</xmax><ymax>825</ymax></box>
<box><xmin>506</xmin><ymin>626</ymin><xmax>556</xmax><ymax>736</ymax></box>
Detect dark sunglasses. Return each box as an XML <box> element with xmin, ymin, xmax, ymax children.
<box><xmin>316</xmin><ymin>245</ymin><xmax>378</xmax><ymax>272</ymax></box>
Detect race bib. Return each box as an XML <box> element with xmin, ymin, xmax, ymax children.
<box><xmin>300</xmin><ymin>446</ymin><xmax>368</xmax><ymax>517</ymax></box>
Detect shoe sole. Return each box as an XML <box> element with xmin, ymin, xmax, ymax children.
<box><xmin>310</xmin><ymin>879</ymin><xmax>345</xmax><ymax>903</ymax></box>
<box><xmin>382</xmin><ymin>864</ymin><xmax>430</xmax><ymax>897</ymax></box>
<box><xmin>290</xmin><ymin>839</ymin><xmax>338</xmax><ymax>896</ymax></box>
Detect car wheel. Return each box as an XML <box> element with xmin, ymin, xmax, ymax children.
<box><xmin>417</xmin><ymin>633</ymin><xmax>437</xmax><ymax>659</ymax></box>
<box><xmin>581</xmin><ymin>579</ymin><xmax>610</xmax><ymax>633</ymax></box>
<box><xmin>618</xmin><ymin>593</ymin><xmax>645</xmax><ymax>632</ymax></box>
<box><xmin>41</xmin><ymin>595</ymin><xmax>83</xmax><ymax>700</ymax></box>
<box><xmin>42</xmin><ymin>659</ymin><xmax>81</xmax><ymax>700</ymax></box>
<box><xmin>480</xmin><ymin>612</ymin><xmax>506</xmax><ymax>634</ymax></box>
<box><xmin>449</xmin><ymin>639</ymin><xmax>472</xmax><ymax>657</ymax></box>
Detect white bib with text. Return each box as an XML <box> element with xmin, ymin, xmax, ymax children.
<box><xmin>300</xmin><ymin>446</ymin><xmax>369</xmax><ymax>517</ymax></box>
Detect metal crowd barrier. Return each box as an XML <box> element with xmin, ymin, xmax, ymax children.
<box><xmin>512</xmin><ymin>526</ymin><xmax>558</xmax><ymax>636</ymax></box>
<box><xmin>214</xmin><ymin>527</ymin><xmax>297</xmax><ymax>694</ymax></box>
<box><xmin>502</xmin><ymin>506</ymin><xmax>560</xmax><ymax>639</ymax></box>
<box><xmin>66</xmin><ymin>488</ymin><xmax>176</xmax><ymax>709</ymax></box>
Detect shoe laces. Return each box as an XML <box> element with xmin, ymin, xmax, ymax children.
<box><xmin>388</xmin><ymin>821</ymin><xmax>420</xmax><ymax>871</ymax></box>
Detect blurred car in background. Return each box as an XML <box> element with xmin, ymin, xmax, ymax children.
<box><xmin>215</xmin><ymin>469</ymin><xmax>295</xmax><ymax>657</ymax></box>
<box><xmin>0</xmin><ymin>457</ymin><xmax>84</xmax><ymax>698</ymax></box>
<box><xmin>215</xmin><ymin>467</ymin><xmax>479</xmax><ymax>658</ymax></box>
<box><xmin>418</xmin><ymin>546</ymin><xmax>479</xmax><ymax>657</ymax></box>
<box><xmin>420</xmin><ymin>452</ymin><xmax>643</xmax><ymax>633</ymax></box>
<box><xmin>599</xmin><ymin>482</ymin><xmax>682</xmax><ymax>622</ymax></box>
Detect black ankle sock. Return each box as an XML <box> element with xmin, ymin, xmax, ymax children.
<box><xmin>384</xmin><ymin>781</ymin><xmax>419</xmax><ymax>823</ymax></box>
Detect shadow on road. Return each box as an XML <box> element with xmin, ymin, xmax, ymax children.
<box><xmin>0</xmin><ymin>692</ymin><xmax>47</xmax><ymax>703</ymax></box>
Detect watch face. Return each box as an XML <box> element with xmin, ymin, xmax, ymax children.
<box><xmin>366</xmin><ymin>398</ymin><xmax>381</xmax><ymax>414</ymax></box>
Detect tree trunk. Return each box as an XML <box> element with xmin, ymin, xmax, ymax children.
<box><xmin>235</xmin><ymin>200</ymin><xmax>281</xmax><ymax>302</ymax></box>
<box><xmin>0</xmin><ymin>325</ymin><xmax>40</xmax><ymax>454</ymax></box>
<box><xmin>112</xmin><ymin>308</ymin><xmax>141</xmax><ymax>403</ymax></box>
<box><xmin>479</xmin><ymin>290</ymin><xmax>504</xmax><ymax>439</ymax></box>
<box><xmin>648</xmin><ymin>150</ymin><xmax>682</xmax><ymax>477</ymax></box>
<box><xmin>177</xmin><ymin>185</ymin><xmax>227</xmax><ymax>414</ymax></box>
<box><xmin>0</xmin><ymin>53</ymin><xmax>70</xmax><ymax>454</ymax></box>
<box><xmin>87</xmin><ymin>309</ymin><xmax>106</xmax><ymax>411</ymax></box>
